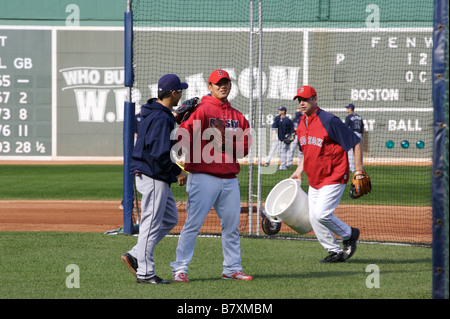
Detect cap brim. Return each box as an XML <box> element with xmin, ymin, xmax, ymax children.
<box><xmin>180</xmin><ymin>82</ymin><xmax>188</xmax><ymax>89</ymax></box>
<box><xmin>210</xmin><ymin>76</ymin><xmax>231</xmax><ymax>85</ymax></box>
<box><xmin>293</xmin><ymin>94</ymin><xmax>314</xmax><ymax>100</ymax></box>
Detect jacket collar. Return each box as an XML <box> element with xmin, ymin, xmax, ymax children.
<box><xmin>201</xmin><ymin>94</ymin><xmax>230</xmax><ymax>109</ymax></box>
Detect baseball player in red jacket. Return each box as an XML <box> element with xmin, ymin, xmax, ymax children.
<box><xmin>290</xmin><ymin>85</ymin><xmax>361</xmax><ymax>263</ymax></box>
<box><xmin>170</xmin><ymin>69</ymin><xmax>253</xmax><ymax>282</ymax></box>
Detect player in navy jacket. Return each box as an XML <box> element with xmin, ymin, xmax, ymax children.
<box><xmin>290</xmin><ymin>86</ymin><xmax>362</xmax><ymax>263</ymax></box>
<box><xmin>131</xmin><ymin>98</ymin><xmax>182</xmax><ymax>184</ymax></box>
<box><xmin>122</xmin><ymin>74</ymin><xmax>187</xmax><ymax>284</ymax></box>
<box><xmin>344</xmin><ymin>103</ymin><xmax>364</xmax><ymax>173</ymax></box>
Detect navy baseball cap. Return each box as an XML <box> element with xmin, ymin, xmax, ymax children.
<box><xmin>158</xmin><ymin>74</ymin><xmax>188</xmax><ymax>93</ymax></box>
<box><xmin>346</xmin><ymin>103</ymin><xmax>355</xmax><ymax>110</ymax></box>
<box><xmin>278</xmin><ymin>106</ymin><xmax>287</xmax><ymax>111</ymax></box>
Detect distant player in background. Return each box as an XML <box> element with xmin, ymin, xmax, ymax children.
<box><xmin>170</xmin><ymin>69</ymin><xmax>252</xmax><ymax>282</ymax></box>
<box><xmin>344</xmin><ymin>103</ymin><xmax>364</xmax><ymax>173</ymax></box>
<box><xmin>264</xmin><ymin>106</ymin><xmax>294</xmax><ymax>170</ymax></box>
<box><xmin>287</xmin><ymin>107</ymin><xmax>303</xmax><ymax>167</ymax></box>
<box><xmin>121</xmin><ymin>74</ymin><xmax>188</xmax><ymax>284</ymax></box>
<box><xmin>290</xmin><ymin>85</ymin><xmax>361</xmax><ymax>263</ymax></box>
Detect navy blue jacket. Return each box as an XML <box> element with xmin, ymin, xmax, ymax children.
<box><xmin>345</xmin><ymin>113</ymin><xmax>364</xmax><ymax>134</ymax></box>
<box><xmin>130</xmin><ymin>98</ymin><xmax>181</xmax><ymax>184</ymax></box>
<box><xmin>272</xmin><ymin>115</ymin><xmax>294</xmax><ymax>141</ymax></box>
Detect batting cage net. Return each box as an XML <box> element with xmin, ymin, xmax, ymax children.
<box><xmin>126</xmin><ymin>0</ymin><xmax>438</xmax><ymax>245</ymax></box>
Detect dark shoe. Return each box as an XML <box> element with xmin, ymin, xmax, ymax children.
<box><xmin>137</xmin><ymin>275</ymin><xmax>170</xmax><ymax>285</ymax></box>
<box><xmin>343</xmin><ymin>227</ymin><xmax>360</xmax><ymax>260</ymax></box>
<box><xmin>121</xmin><ymin>253</ymin><xmax>138</xmax><ymax>277</ymax></box>
<box><xmin>319</xmin><ymin>251</ymin><xmax>346</xmax><ymax>263</ymax></box>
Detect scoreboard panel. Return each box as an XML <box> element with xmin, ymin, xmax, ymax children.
<box><xmin>0</xmin><ymin>29</ymin><xmax>52</xmax><ymax>158</ymax></box>
<box><xmin>308</xmin><ymin>29</ymin><xmax>433</xmax><ymax>159</ymax></box>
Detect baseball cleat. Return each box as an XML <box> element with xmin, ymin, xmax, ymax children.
<box><xmin>222</xmin><ymin>271</ymin><xmax>253</xmax><ymax>280</ymax></box>
<box><xmin>137</xmin><ymin>275</ymin><xmax>170</xmax><ymax>285</ymax></box>
<box><xmin>121</xmin><ymin>253</ymin><xmax>138</xmax><ymax>277</ymax></box>
<box><xmin>173</xmin><ymin>272</ymin><xmax>190</xmax><ymax>282</ymax></box>
<box><xmin>319</xmin><ymin>251</ymin><xmax>346</xmax><ymax>263</ymax></box>
<box><xmin>343</xmin><ymin>227</ymin><xmax>360</xmax><ymax>260</ymax></box>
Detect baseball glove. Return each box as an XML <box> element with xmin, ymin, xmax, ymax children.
<box><xmin>283</xmin><ymin>133</ymin><xmax>295</xmax><ymax>144</ymax></box>
<box><xmin>209</xmin><ymin>117</ymin><xmax>226</xmax><ymax>152</ymax></box>
<box><xmin>174</xmin><ymin>97</ymin><xmax>199</xmax><ymax>124</ymax></box>
<box><xmin>349</xmin><ymin>170</ymin><xmax>372</xmax><ymax>199</ymax></box>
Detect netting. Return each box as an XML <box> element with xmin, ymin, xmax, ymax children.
<box><xmin>129</xmin><ymin>0</ymin><xmax>434</xmax><ymax>244</ymax></box>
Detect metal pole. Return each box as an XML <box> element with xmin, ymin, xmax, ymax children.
<box><xmin>256</xmin><ymin>0</ymin><xmax>263</xmax><ymax>236</ymax></box>
<box><xmin>248</xmin><ymin>0</ymin><xmax>255</xmax><ymax>235</ymax></box>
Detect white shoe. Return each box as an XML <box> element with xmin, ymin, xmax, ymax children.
<box><xmin>222</xmin><ymin>271</ymin><xmax>253</xmax><ymax>281</ymax></box>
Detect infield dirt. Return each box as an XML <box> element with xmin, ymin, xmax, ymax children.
<box><xmin>0</xmin><ymin>200</ymin><xmax>431</xmax><ymax>244</ymax></box>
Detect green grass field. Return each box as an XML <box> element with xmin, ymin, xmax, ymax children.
<box><xmin>0</xmin><ymin>232</ymin><xmax>431</xmax><ymax>299</ymax></box>
<box><xmin>0</xmin><ymin>164</ymin><xmax>433</xmax><ymax>300</ymax></box>
<box><xmin>0</xmin><ymin>164</ymin><xmax>432</xmax><ymax>206</ymax></box>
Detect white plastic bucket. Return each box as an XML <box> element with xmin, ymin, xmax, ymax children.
<box><xmin>265</xmin><ymin>179</ymin><xmax>312</xmax><ymax>234</ymax></box>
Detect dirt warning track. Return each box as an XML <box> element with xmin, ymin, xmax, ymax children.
<box><xmin>0</xmin><ymin>200</ymin><xmax>432</xmax><ymax>244</ymax></box>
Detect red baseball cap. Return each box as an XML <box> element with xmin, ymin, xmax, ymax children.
<box><xmin>208</xmin><ymin>69</ymin><xmax>231</xmax><ymax>84</ymax></box>
<box><xmin>293</xmin><ymin>85</ymin><xmax>317</xmax><ymax>100</ymax></box>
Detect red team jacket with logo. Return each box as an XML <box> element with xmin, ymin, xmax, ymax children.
<box><xmin>177</xmin><ymin>95</ymin><xmax>251</xmax><ymax>178</ymax></box>
<box><xmin>296</xmin><ymin>107</ymin><xmax>361</xmax><ymax>189</ymax></box>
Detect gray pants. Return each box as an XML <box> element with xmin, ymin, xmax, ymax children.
<box><xmin>348</xmin><ymin>132</ymin><xmax>362</xmax><ymax>173</ymax></box>
<box><xmin>288</xmin><ymin>136</ymin><xmax>303</xmax><ymax>167</ymax></box>
<box><xmin>127</xmin><ymin>174</ymin><xmax>178</xmax><ymax>279</ymax></box>
<box><xmin>278</xmin><ymin>140</ymin><xmax>290</xmax><ymax>169</ymax></box>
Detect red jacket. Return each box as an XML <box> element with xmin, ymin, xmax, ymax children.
<box><xmin>176</xmin><ymin>95</ymin><xmax>251</xmax><ymax>178</ymax></box>
<box><xmin>296</xmin><ymin>107</ymin><xmax>360</xmax><ymax>189</ymax></box>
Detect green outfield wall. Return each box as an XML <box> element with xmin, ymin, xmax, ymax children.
<box><xmin>0</xmin><ymin>0</ymin><xmax>433</xmax><ymax>160</ymax></box>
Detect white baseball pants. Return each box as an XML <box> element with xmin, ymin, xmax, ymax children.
<box><xmin>308</xmin><ymin>183</ymin><xmax>352</xmax><ymax>253</ymax></box>
<box><xmin>170</xmin><ymin>172</ymin><xmax>242</xmax><ymax>276</ymax></box>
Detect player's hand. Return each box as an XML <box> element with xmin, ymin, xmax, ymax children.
<box><xmin>176</xmin><ymin>171</ymin><xmax>187</xmax><ymax>186</ymax></box>
<box><xmin>290</xmin><ymin>168</ymin><xmax>302</xmax><ymax>182</ymax></box>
